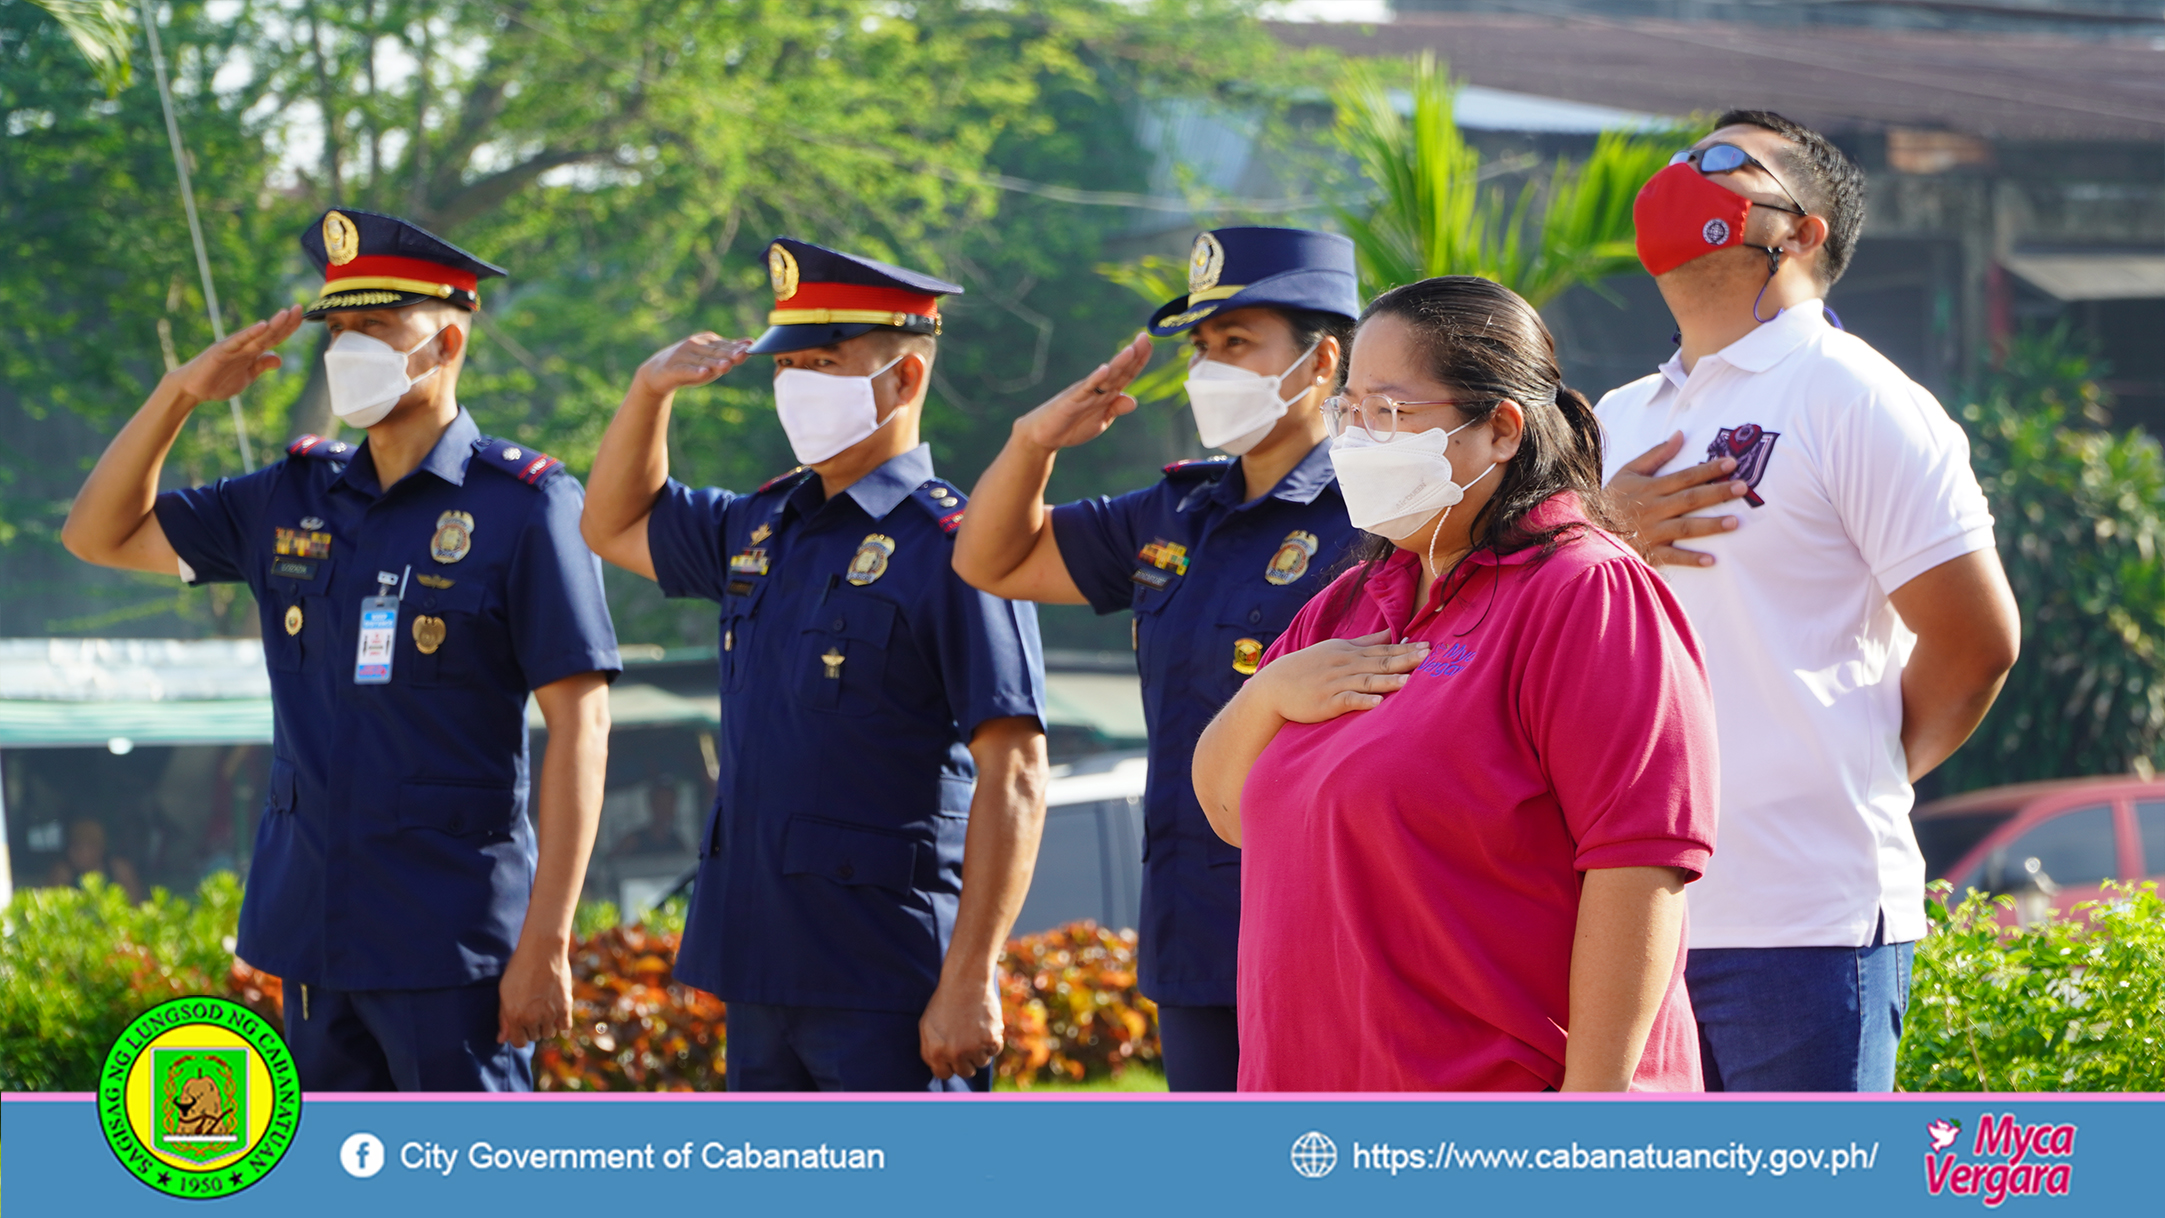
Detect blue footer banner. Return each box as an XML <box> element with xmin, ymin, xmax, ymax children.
<box><xmin>5</xmin><ymin>1091</ymin><xmax>2161</xmax><ymax>1215</ymax></box>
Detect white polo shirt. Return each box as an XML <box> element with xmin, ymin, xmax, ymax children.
<box><xmin>1594</xmin><ymin>302</ymin><xmax>1995</xmax><ymax>949</ymax></box>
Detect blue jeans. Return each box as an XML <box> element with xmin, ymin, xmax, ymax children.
<box><xmin>1684</xmin><ymin>917</ymin><xmax>1915</xmax><ymax>1092</ymax></box>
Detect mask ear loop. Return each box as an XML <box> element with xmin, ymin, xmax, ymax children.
<box><xmin>1749</xmin><ymin>244</ymin><xmax>1785</xmax><ymax>324</ymax></box>
<box><xmin>867</xmin><ymin>352</ymin><xmax>912</xmax><ymax>430</ymax></box>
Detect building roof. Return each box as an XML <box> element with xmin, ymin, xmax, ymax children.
<box><xmin>1273</xmin><ymin>13</ymin><xmax>2165</xmax><ymax>141</ymax></box>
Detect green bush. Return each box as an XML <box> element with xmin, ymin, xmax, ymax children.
<box><xmin>0</xmin><ymin>872</ymin><xmax>247</xmax><ymax>1091</ymax></box>
<box><xmin>1945</xmin><ymin>327</ymin><xmax>2165</xmax><ymax>788</ymax></box>
<box><xmin>1900</xmin><ymin>881</ymin><xmax>2165</xmax><ymax>1091</ymax></box>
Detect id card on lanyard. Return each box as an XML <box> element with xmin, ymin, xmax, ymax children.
<box><xmin>355</xmin><ymin>567</ymin><xmax>409</xmax><ymax>685</ymax></box>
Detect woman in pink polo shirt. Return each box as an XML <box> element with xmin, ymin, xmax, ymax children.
<box><xmin>1192</xmin><ymin>276</ymin><xmax>1718</xmax><ymax>1091</ymax></box>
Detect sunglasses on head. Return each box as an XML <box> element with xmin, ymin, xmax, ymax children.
<box><xmin>1671</xmin><ymin>142</ymin><xmax>1808</xmax><ymax>217</ymax></box>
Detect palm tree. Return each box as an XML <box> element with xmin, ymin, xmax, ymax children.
<box><xmin>26</xmin><ymin>0</ymin><xmax>135</xmax><ymax>93</ymax></box>
<box><xmin>1333</xmin><ymin>51</ymin><xmax>1692</xmax><ymax>307</ymax></box>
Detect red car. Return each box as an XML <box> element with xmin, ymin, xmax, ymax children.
<box><xmin>1912</xmin><ymin>775</ymin><xmax>2165</xmax><ymax>914</ymax></box>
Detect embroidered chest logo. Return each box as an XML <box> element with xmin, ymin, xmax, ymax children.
<box><xmin>1264</xmin><ymin>531</ymin><xmax>1319</xmax><ymax>586</ymax></box>
<box><xmin>1415</xmin><ymin>642</ymin><xmax>1477</xmax><ymax>679</ymax></box>
<box><xmin>1707</xmin><ymin>423</ymin><xmax>1780</xmax><ymax>508</ymax></box>
<box><xmin>273</xmin><ymin>528</ymin><xmax>331</xmax><ymax>559</ymax></box>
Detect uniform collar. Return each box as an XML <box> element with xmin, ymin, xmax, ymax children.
<box><xmin>1181</xmin><ymin>439</ymin><xmax>1338</xmax><ymax>512</ymax></box>
<box><xmin>336</xmin><ymin>408</ymin><xmax>480</xmax><ymax>496</ymax></box>
<box><xmin>1661</xmin><ymin>299</ymin><xmax>1827</xmax><ymax>388</ymax></box>
<box><xmin>842</xmin><ymin>442</ymin><xmax>935</xmax><ymax>520</ymax></box>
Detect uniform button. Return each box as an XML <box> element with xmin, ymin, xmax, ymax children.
<box><xmin>504</xmin><ymin>447</ymin><xmax>522</xmax><ymax>461</ymax></box>
<box><xmin>1248</xmin><ymin>609</ymin><xmax>1262</xmax><ymax>624</ymax></box>
<box><xmin>835</xmin><ymin>862</ymin><xmax>855</xmax><ymax>881</ymax></box>
<box><xmin>831</xmin><ymin>616</ymin><xmax>846</xmax><ymax>631</ymax></box>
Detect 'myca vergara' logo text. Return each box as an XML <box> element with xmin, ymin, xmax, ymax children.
<box><xmin>1925</xmin><ymin>1113</ymin><xmax>2074</xmax><ymax>1207</ymax></box>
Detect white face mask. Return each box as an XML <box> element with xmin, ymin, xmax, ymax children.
<box><xmin>1184</xmin><ymin>341</ymin><xmax>1320</xmax><ymax>455</ymax></box>
<box><xmin>323</xmin><ymin>324</ymin><xmax>450</xmax><ymax>429</ymax></box>
<box><xmin>773</xmin><ymin>354</ymin><xmax>908</xmax><ymax>466</ymax></box>
<box><xmin>1328</xmin><ymin>416</ymin><xmax>1498</xmax><ymax>539</ymax></box>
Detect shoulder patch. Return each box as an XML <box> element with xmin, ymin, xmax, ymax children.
<box><xmin>472</xmin><ymin>436</ymin><xmax>562</xmax><ymax>488</ymax></box>
<box><xmin>1162</xmin><ymin>455</ymin><xmax>1233</xmax><ymax>480</ymax></box>
<box><xmin>757</xmin><ymin>466</ymin><xmax>814</xmax><ymax>495</ymax></box>
<box><xmin>909</xmin><ymin>478</ymin><xmax>968</xmax><ymax>536</ymax></box>
<box><xmin>285</xmin><ymin>433</ymin><xmax>356</xmax><ymax>460</ymax></box>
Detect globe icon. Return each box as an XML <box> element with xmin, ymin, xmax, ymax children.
<box><xmin>1289</xmin><ymin>1130</ymin><xmax>1337</xmax><ymax>1178</ymax></box>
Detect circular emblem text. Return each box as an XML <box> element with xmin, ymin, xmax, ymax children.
<box><xmin>98</xmin><ymin>997</ymin><xmax>301</xmax><ymax>1200</ymax></box>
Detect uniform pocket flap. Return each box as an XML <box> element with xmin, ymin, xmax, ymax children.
<box><xmin>269</xmin><ymin>758</ymin><xmax>297</xmax><ymax>812</ymax></box>
<box><xmin>802</xmin><ymin>595</ymin><xmax>897</xmax><ymax>646</ymax></box>
<box><xmin>397</xmin><ymin>781</ymin><xmax>517</xmax><ymax>837</ymax></box>
<box><xmin>781</xmin><ymin>815</ymin><xmax>918</xmax><ymax>891</ymax></box>
<box><xmin>413</xmin><ymin>581</ymin><xmax>485</xmax><ymax>614</ymax></box>
<box><xmin>1219</xmin><ymin>598</ymin><xmax>1297</xmax><ymax>633</ymax></box>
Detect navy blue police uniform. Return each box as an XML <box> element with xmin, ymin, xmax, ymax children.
<box><xmin>647</xmin><ymin>239</ymin><xmax>1046</xmax><ymax>1092</ymax></box>
<box><xmin>153</xmin><ymin>210</ymin><xmax>621</xmax><ymax>1091</ymax></box>
<box><xmin>1046</xmin><ymin>227</ymin><xmax>1362</xmax><ymax>1091</ymax></box>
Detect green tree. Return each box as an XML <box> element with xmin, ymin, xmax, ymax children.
<box><xmin>1330</xmin><ymin>51</ymin><xmax>1684</xmax><ymax>305</ymax></box>
<box><xmin>1940</xmin><ymin>327</ymin><xmax>2165</xmax><ymax>788</ymax></box>
<box><xmin>1</xmin><ymin>0</ymin><xmax>1319</xmax><ymax>645</ymax></box>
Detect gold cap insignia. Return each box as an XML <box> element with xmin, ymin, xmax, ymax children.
<box><xmin>769</xmin><ymin>244</ymin><xmax>800</xmax><ymax>302</ymax></box>
<box><xmin>323</xmin><ymin>211</ymin><xmax>360</xmax><ymax>266</ymax></box>
<box><xmin>430</xmin><ymin>510</ymin><xmax>474</xmax><ymax>564</ymax></box>
<box><xmin>847</xmin><ymin>534</ymin><xmax>896</xmax><ymax>586</ymax></box>
<box><xmin>1232</xmin><ymin>637</ymin><xmax>1263</xmax><ymax>676</ymax></box>
<box><xmin>412</xmin><ymin>615</ymin><xmax>447</xmax><ymax>655</ymax></box>
<box><xmin>1188</xmin><ymin>231</ymin><xmax>1225</xmax><ymax>295</ymax></box>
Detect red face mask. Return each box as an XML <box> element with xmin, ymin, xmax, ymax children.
<box><xmin>1633</xmin><ymin>162</ymin><xmax>1754</xmax><ymax>277</ymax></box>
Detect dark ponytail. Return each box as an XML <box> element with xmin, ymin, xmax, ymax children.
<box><xmin>1326</xmin><ymin>276</ymin><xmax>1622</xmax><ymax>625</ymax></box>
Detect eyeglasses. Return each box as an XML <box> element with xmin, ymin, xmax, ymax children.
<box><xmin>1670</xmin><ymin>142</ymin><xmax>1808</xmax><ymax>218</ymax></box>
<box><xmin>1321</xmin><ymin>394</ymin><xmax>1490</xmax><ymax>443</ymax></box>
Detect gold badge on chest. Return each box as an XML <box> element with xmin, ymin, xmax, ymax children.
<box><xmin>430</xmin><ymin>510</ymin><xmax>474</xmax><ymax>564</ymax></box>
<box><xmin>847</xmin><ymin>534</ymin><xmax>896</xmax><ymax>586</ymax></box>
<box><xmin>412</xmin><ymin>615</ymin><xmax>447</xmax><ymax>655</ymax></box>
<box><xmin>1265</xmin><ymin>530</ymin><xmax>1319</xmax><ymax>586</ymax></box>
<box><xmin>1232</xmin><ymin>637</ymin><xmax>1263</xmax><ymax>676</ymax></box>
<box><xmin>284</xmin><ymin>604</ymin><xmax>303</xmax><ymax>636</ymax></box>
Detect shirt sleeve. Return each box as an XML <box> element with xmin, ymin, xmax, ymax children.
<box><xmin>152</xmin><ymin>466</ymin><xmax>282</xmax><ymax>585</ymax></box>
<box><xmin>1516</xmin><ymin>556</ymin><xmax>1718</xmax><ymax>879</ymax></box>
<box><xmin>928</xmin><ymin>562</ymin><xmax>1048</xmax><ymax>737</ymax></box>
<box><xmin>509</xmin><ymin>475</ymin><xmax>624</xmax><ymax>691</ymax></box>
<box><xmin>1048</xmin><ymin>486</ymin><xmax>1156</xmax><ymax>615</ymax></box>
<box><xmin>645</xmin><ymin>478</ymin><xmax>742</xmax><ymax>603</ymax></box>
<box><xmin>1823</xmin><ymin>378</ymin><xmax>1997</xmax><ymax>594</ymax></box>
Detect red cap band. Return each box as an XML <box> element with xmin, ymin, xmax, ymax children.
<box><xmin>325</xmin><ymin>254</ymin><xmax>480</xmax><ymax>293</ymax></box>
<box><xmin>782</xmin><ymin>281</ymin><xmax>940</xmax><ymax>317</ymax></box>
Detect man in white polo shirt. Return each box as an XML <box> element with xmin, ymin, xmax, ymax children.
<box><xmin>1597</xmin><ymin>110</ymin><xmax>2021</xmax><ymax>1091</ymax></box>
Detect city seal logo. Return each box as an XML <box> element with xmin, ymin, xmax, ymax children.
<box><xmin>1290</xmin><ymin>1130</ymin><xmax>1338</xmax><ymax>1179</ymax></box>
<box><xmin>1702</xmin><ymin>217</ymin><xmax>1730</xmax><ymax>246</ymax></box>
<box><xmin>99</xmin><ymin>996</ymin><xmax>300</xmax><ymax>1199</ymax></box>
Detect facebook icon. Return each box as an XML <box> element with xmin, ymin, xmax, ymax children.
<box><xmin>340</xmin><ymin>1132</ymin><xmax>385</xmax><ymax>1179</ymax></box>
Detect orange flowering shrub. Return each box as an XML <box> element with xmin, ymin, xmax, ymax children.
<box><xmin>996</xmin><ymin>921</ymin><xmax>1159</xmax><ymax>1088</ymax></box>
<box><xmin>536</xmin><ymin>924</ymin><xmax>726</xmax><ymax>1091</ymax></box>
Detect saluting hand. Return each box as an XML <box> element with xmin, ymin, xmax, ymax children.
<box><xmin>631</xmin><ymin>332</ymin><xmax>754</xmax><ymax>399</ymax></box>
<box><xmin>168</xmin><ymin>306</ymin><xmax>305</xmax><ymax>404</ymax></box>
<box><xmin>1010</xmin><ymin>332</ymin><xmax>1155</xmax><ymax>451</ymax></box>
<box><xmin>1606</xmin><ymin>431</ymin><xmax>1750</xmax><ymax>567</ymax></box>
<box><xmin>1250</xmin><ymin>630</ymin><xmax>1429</xmax><ymax>723</ymax></box>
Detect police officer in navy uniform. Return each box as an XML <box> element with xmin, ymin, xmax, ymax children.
<box><xmin>63</xmin><ymin>209</ymin><xmax>621</xmax><ymax>1091</ymax></box>
<box><xmin>953</xmin><ymin>227</ymin><xmax>1362</xmax><ymax>1090</ymax></box>
<box><xmin>581</xmin><ymin>238</ymin><xmax>1049</xmax><ymax>1091</ymax></box>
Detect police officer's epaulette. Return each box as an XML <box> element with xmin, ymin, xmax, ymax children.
<box><xmin>1162</xmin><ymin>455</ymin><xmax>1233</xmax><ymax>480</ymax></box>
<box><xmin>472</xmin><ymin>436</ymin><xmax>564</xmax><ymax>488</ymax></box>
<box><xmin>285</xmin><ymin>433</ymin><xmax>356</xmax><ymax>461</ymax></box>
<box><xmin>756</xmin><ymin>466</ymin><xmax>814</xmax><ymax>495</ymax></box>
<box><xmin>909</xmin><ymin>479</ymin><xmax>968</xmax><ymax>536</ymax></box>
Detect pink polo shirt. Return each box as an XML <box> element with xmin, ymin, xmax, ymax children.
<box><xmin>1237</xmin><ymin>496</ymin><xmax>1718</xmax><ymax>1092</ymax></box>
